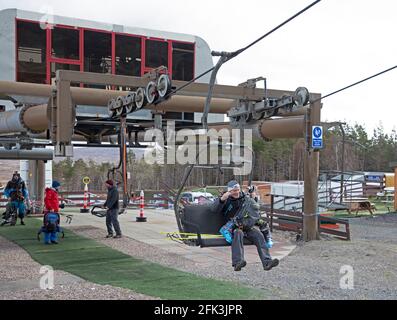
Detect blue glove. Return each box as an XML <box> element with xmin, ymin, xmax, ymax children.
<box><xmin>266</xmin><ymin>238</ymin><xmax>273</xmax><ymax>249</ymax></box>
<box><xmin>220</xmin><ymin>223</ymin><xmax>234</xmax><ymax>244</ymax></box>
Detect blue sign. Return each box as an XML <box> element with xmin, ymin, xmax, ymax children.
<box><xmin>312</xmin><ymin>126</ymin><xmax>323</xmax><ymax>149</ymax></box>
<box><xmin>366</xmin><ymin>175</ymin><xmax>383</xmax><ymax>182</ymax></box>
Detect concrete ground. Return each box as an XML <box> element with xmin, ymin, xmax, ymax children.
<box><xmin>64</xmin><ymin>207</ymin><xmax>296</xmax><ymax>267</ymax></box>
<box><xmin>3</xmin><ymin>209</ymin><xmax>396</xmax><ymax>299</ymax></box>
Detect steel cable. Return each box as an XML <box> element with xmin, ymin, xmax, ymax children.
<box><xmin>165</xmin><ymin>0</ymin><xmax>322</xmax><ymax>99</ymax></box>
<box><xmin>312</xmin><ymin>65</ymin><xmax>397</xmax><ymax>104</ymax></box>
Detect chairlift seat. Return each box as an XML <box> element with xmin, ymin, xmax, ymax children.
<box><xmin>180</xmin><ymin>203</ymin><xmax>254</xmax><ymax>248</ymax></box>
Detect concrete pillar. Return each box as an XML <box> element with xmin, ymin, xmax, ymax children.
<box><xmin>20</xmin><ymin>160</ymin><xmax>30</xmax><ymax>188</ymax></box>
<box><xmin>37</xmin><ymin>160</ymin><xmax>45</xmax><ymax>214</ymax></box>
<box><xmin>28</xmin><ymin>160</ymin><xmax>37</xmax><ymax>201</ymax></box>
<box><xmin>45</xmin><ymin>161</ymin><xmax>53</xmax><ymax>189</ymax></box>
<box><xmin>27</xmin><ymin>160</ymin><xmax>46</xmax><ymax>214</ymax></box>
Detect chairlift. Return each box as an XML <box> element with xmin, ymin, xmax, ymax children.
<box><xmin>166</xmin><ymin>57</ymin><xmax>260</xmax><ymax>247</ymax></box>
<box><xmin>171</xmin><ymin>142</ymin><xmax>256</xmax><ymax>248</ymax></box>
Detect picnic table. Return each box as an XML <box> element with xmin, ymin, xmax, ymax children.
<box><xmin>342</xmin><ymin>198</ymin><xmax>375</xmax><ymax>215</ymax></box>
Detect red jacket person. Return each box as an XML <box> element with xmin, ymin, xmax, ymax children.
<box><xmin>44</xmin><ymin>181</ymin><xmax>61</xmax><ymax>213</ymax></box>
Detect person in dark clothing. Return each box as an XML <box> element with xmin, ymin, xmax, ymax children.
<box><xmin>103</xmin><ymin>180</ymin><xmax>122</xmax><ymax>239</ymax></box>
<box><xmin>213</xmin><ymin>180</ymin><xmax>279</xmax><ymax>272</ymax></box>
<box><xmin>4</xmin><ymin>172</ymin><xmax>29</xmax><ymax>226</ymax></box>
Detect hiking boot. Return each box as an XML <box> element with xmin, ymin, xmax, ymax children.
<box><xmin>233</xmin><ymin>260</ymin><xmax>247</xmax><ymax>272</ymax></box>
<box><xmin>105</xmin><ymin>234</ymin><xmax>113</xmax><ymax>239</ymax></box>
<box><xmin>113</xmin><ymin>235</ymin><xmax>122</xmax><ymax>239</ymax></box>
<box><xmin>263</xmin><ymin>259</ymin><xmax>279</xmax><ymax>271</ymax></box>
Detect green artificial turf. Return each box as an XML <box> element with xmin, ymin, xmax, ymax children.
<box><xmin>0</xmin><ymin>218</ymin><xmax>267</xmax><ymax>300</ymax></box>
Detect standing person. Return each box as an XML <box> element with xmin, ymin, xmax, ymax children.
<box><xmin>44</xmin><ymin>181</ymin><xmax>61</xmax><ymax>214</ymax></box>
<box><xmin>214</xmin><ymin>180</ymin><xmax>279</xmax><ymax>272</ymax></box>
<box><xmin>4</xmin><ymin>172</ymin><xmax>29</xmax><ymax>226</ymax></box>
<box><xmin>103</xmin><ymin>180</ymin><xmax>122</xmax><ymax>239</ymax></box>
<box><xmin>42</xmin><ymin>181</ymin><xmax>62</xmax><ymax>245</ymax></box>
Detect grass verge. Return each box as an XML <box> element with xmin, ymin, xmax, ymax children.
<box><xmin>0</xmin><ymin>218</ymin><xmax>267</xmax><ymax>300</ymax></box>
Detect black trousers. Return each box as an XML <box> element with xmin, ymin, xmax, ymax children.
<box><xmin>106</xmin><ymin>209</ymin><xmax>122</xmax><ymax>236</ymax></box>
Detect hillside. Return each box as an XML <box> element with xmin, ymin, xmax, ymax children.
<box><xmin>53</xmin><ymin>147</ymin><xmax>146</xmax><ymax>164</ymax></box>
<box><xmin>0</xmin><ymin>148</ymin><xmax>145</xmax><ymax>186</ymax></box>
<box><xmin>0</xmin><ymin>160</ymin><xmax>19</xmax><ymax>186</ymax></box>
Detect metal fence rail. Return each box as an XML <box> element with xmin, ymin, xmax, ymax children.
<box><xmin>262</xmin><ymin>195</ymin><xmax>351</xmax><ymax>240</ymax></box>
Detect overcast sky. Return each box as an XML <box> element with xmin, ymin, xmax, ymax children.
<box><xmin>1</xmin><ymin>0</ymin><xmax>396</xmax><ymax>136</ymax></box>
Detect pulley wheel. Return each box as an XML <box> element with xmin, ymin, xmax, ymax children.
<box><xmin>116</xmin><ymin>96</ymin><xmax>124</xmax><ymax>109</ymax></box>
<box><xmin>125</xmin><ymin>92</ymin><xmax>136</xmax><ymax>114</ymax></box>
<box><xmin>135</xmin><ymin>87</ymin><xmax>147</xmax><ymax>110</ymax></box>
<box><xmin>115</xmin><ymin>96</ymin><xmax>125</xmax><ymax>116</ymax></box>
<box><xmin>115</xmin><ymin>106</ymin><xmax>123</xmax><ymax>117</ymax></box>
<box><xmin>157</xmin><ymin>74</ymin><xmax>172</xmax><ymax>98</ymax></box>
<box><xmin>107</xmin><ymin>99</ymin><xmax>116</xmax><ymax>118</ymax></box>
<box><xmin>294</xmin><ymin>87</ymin><xmax>310</xmax><ymax>106</ymax></box>
<box><xmin>146</xmin><ymin>81</ymin><xmax>158</xmax><ymax>105</ymax></box>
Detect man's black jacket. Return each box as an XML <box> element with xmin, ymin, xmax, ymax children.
<box><xmin>104</xmin><ymin>186</ymin><xmax>119</xmax><ymax>210</ymax></box>
<box><xmin>211</xmin><ymin>193</ymin><xmax>260</xmax><ymax>229</ymax></box>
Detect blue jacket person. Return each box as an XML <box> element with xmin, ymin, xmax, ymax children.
<box><xmin>4</xmin><ymin>172</ymin><xmax>29</xmax><ymax>226</ymax></box>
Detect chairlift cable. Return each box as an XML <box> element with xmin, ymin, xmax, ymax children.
<box><xmin>312</xmin><ymin>64</ymin><xmax>397</xmax><ymax>104</ymax></box>
<box><xmin>165</xmin><ymin>0</ymin><xmax>322</xmax><ymax>99</ymax></box>
<box><xmin>170</xmin><ymin>0</ymin><xmax>322</xmax><ymax>237</ymax></box>
<box><xmin>233</xmin><ymin>0</ymin><xmax>322</xmax><ymax>58</ymax></box>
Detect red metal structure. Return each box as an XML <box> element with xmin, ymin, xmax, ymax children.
<box><xmin>15</xmin><ymin>18</ymin><xmax>196</xmax><ymax>86</ymax></box>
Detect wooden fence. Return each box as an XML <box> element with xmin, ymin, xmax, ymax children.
<box><xmin>261</xmin><ymin>195</ymin><xmax>351</xmax><ymax>240</ymax></box>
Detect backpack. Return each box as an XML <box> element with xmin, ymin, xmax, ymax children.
<box><xmin>44</xmin><ymin>213</ymin><xmax>59</xmax><ymax>232</ymax></box>
<box><xmin>234</xmin><ymin>196</ymin><xmax>260</xmax><ymax>231</ymax></box>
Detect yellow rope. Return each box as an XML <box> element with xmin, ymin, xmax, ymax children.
<box><xmin>160</xmin><ymin>231</ymin><xmax>223</xmax><ymax>240</ymax></box>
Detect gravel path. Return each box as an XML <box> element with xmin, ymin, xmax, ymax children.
<box><xmin>70</xmin><ymin>214</ymin><xmax>397</xmax><ymax>300</ymax></box>
<box><xmin>1</xmin><ymin>213</ymin><xmax>396</xmax><ymax>300</ymax></box>
<box><xmin>0</xmin><ymin>236</ymin><xmax>157</xmax><ymax>300</ymax></box>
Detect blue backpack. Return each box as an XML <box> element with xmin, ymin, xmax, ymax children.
<box><xmin>44</xmin><ymin>213</ymin><xmax>60</xmax><ymax>232</ymax></box>
<box><xmin>37</xmin><ymin>212</ymin><xmax>64</xmax><ymax>242</ymax></box>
